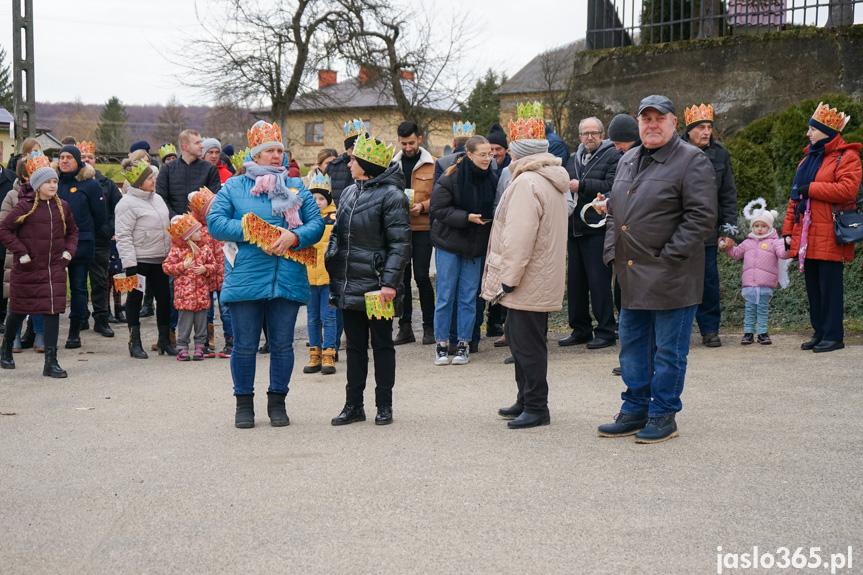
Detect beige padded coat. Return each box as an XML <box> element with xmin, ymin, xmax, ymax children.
<box><xmin>114</xmin><ymin>186</ymin><xmax>171</xmax><ymax>269</ymax></box>
<box><xmin>481</xmin><ymin>153</ymin><xmax>569</xmax><ymax>312</ymax></box>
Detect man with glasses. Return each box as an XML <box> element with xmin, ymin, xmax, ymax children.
<box><xmin>559</xmin><ymin>117</ymin><xmax>621</xmax><ymax>350</ymax></box>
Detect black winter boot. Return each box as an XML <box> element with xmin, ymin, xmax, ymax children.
<box><xmin>266</xmin><ymin>392</ymin><xmax>290</xmax><ymax>427</ymax></box>
<box><xmin>94</xmin><ymin>316</ymin><xmax>115</xmax><ymax>338</ymax></box>
<box><xmin>235</xmin><ymin>394</ymin><xmax>255</xmax><ymax>428</ymax></box>
<box><xmin>128</xmin><ymin>326</ymin><xmax>148</xmax><ymax>359</ymax></box>
<box><xmin>157</xmin><ymin>325</ymin><xmax>178</xmax><ymax>356</ymax></box>
<box><xmin>331</xmin><ymin>404</ymin><xmax>366</xmax><ymax>426</ymax></box>
<box><xmin>20</xmin><ymin>317</ymin><xmax>36</xmax><ymax>349</ymax></box>
<box><xmin>1</xmin><ymin>334</ymin><xmax>15</xmax><ymax>369</ymax></box>
<box><xmin>42</xmin><ymin>347</ymin><xmax>68</xmax><ymax>378</ymax></box>
<box><xmin>114</xmin><ymin>301</ymin><xmax>127</xmax><ymax>323</ymax></box>
<box><xmin>65</xmin><ymin>320</ymin><xmax>82</xmax><ymax>349</ymax></box>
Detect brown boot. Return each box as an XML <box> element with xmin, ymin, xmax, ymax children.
<box><xmin>321</xmin><ymin>348</ymin><xmax>336</xmax><ymax>375</ymax></box>
<box><xmin>494</xmin><ymin>333</ymin><xmax>508</xmax><ymax>347</ymax></box>
<box><xmin>303</xmin><ymin>346</ymin><xmax>322</xmax><ymax>373</ymax></box>
<box><xmin>208</xmin><ymin>323</ymin><xmax>214</xmax><ymax>348</ymax></box>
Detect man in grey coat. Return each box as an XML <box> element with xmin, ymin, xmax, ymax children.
<box><xmin>596</xmin><ymin>95</ymin><xmax>717</xmax><ymax>444</ymax></box>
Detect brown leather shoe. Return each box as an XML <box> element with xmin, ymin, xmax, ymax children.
<box><xmin>702</xmin><ymin>332</ymin><xmax>722</xmax><ymax>347</ymax></box>
<box><xmin>493</xmin><ymin>334</ymin><xmax>508</xmax><ymax>348</ymax></box>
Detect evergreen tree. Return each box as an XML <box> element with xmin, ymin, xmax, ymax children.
<box><xmin>459</xmin><ymin>70</ymin><xmax>506</xmax><ymax>137</ymax></box>
<box><xmin>96</xmin><ymin>96</ymin><xmax>130</xmax><ymax>153</ymax></box>
<box><xmin>0</xmin><ymin>46</ymin><xmax>13</xmax><ymax>111</ymax></box>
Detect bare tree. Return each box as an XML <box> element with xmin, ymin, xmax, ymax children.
<box><xmin>152</xmin><ymin>96</ymin><xmax>188</xmax><ymax>145</ymax></box>
<box><xmin>206</xmin><ymin>99</ymin><xmax>256</xmax><ymax>147</ymax></box>
<box><xmin>538</xmin><ymin>46</ymin><xmax>575</xmax><ymax>137</ymax></box>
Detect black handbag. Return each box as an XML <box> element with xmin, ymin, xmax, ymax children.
<box><xmin>833</xmin><ymin>198</ymin><xmax>863</xmax><ymax>244</ymax></box>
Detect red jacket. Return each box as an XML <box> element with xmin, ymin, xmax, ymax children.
<box><xmin>217</xmin><ymin>162</ymin><xmax>232</xmax><ymax>184</ymax></box>
<box><xmin>200</xmin><ymin>225</ymin><xmax>224</xmax><ymax>292</ymax></box>
<box><xmin>783</xmin><ymin>136</ymin><xmax>862</xmax><ymax>263</ymax></box>
<box><xmin>161</xmin><ymin>240</ymin><xmax>216</xmax><ymax>311</ymax></box>
<box><xmin>288</xmin><ymin>159</ymin><xmax>300</xmax><ymax>178</ymax></box>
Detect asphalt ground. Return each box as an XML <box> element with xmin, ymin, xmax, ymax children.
<box><xmin>1</xmin><ymin>313</ymin><xmax>860</xmax><ymax>574</ymax></box>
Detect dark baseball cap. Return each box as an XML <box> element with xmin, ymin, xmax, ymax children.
<box><xmin>637</xmin><ymin>95</ymin><xmax>676</xmax><ymax>116</ymax></box>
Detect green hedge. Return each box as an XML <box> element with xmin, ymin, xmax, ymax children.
<box><xmin>725</xmin><ymin>139</ymin><xmax>778</xmax><ymax>211</ymax></box>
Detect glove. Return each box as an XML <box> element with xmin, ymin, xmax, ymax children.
<box><xmin>783</xmin><ymin>236</ymin><xmax>792</xmax><ymax>249</ymax></box>
<box><xmin>124</xmin><ymin>266</ymin><xmax>138</xmax><ymax>277</ymax></box>
<box><xmin>798</xmin><ymin>185</ymin><xmax>810</xmax><ymax>201</ymax></box>
<box><xmin>501</xmin><ymin>284</ymin><xmax>515</xmax><ymax>294</ymax></box>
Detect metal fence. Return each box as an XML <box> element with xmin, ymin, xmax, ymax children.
<box><xmin>586</xmin><ymin>0</ymin><xmax>863</xmax><ymax>49</ymax></box>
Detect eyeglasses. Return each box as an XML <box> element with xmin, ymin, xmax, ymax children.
<box><xmin>580</xmin><ymin>131</ymin><xmax>602</xmax><ymax>138</ymax></box>
<box><xmin>470</xmin><ymin>152</ymin><xmax>493</xmax><ymax>159</ymax></box>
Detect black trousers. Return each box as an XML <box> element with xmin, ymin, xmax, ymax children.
<box><xmin>399</xmin><ymin>230</ymin><xmax>435</xmax><ymax>328</ymax></box>
<box><xmin>567</xmin><ymin>234</ymin><xmax>615</xmax><ymax>340</ymax></box>
<box><xmin>125</xmin><ymin>262</ymin><xmax>171</xmax><ymax>328</ymax></box>
<box><xmin>803</xmin><ymin>259</ymin><xmax>845</xmax><ymax>342</ymax></box>
<box><xmin>342</xmin><ymin>309</ymin><xmax>395</xmax><ymax>407</ymax></box>
<box><xmin>88</xmin><ymin>240</ymin><xmax>111</xmax><ymax>321</ymax></box>
<box><xmin>505</xmin><ymin>308</ymin><xmax>550</xmax><ymax>415</ymax></box>
<box><xmin>487</xmin><ymin>303</ymin><xmax>506</xmax><ymax>326</ymax></box>
<box><xmin>6</xmin><ymin>312</ymin><xmax>60</xmax><ymax>347</ymax></box>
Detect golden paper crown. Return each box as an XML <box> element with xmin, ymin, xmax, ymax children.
<box><xmin>76</xmin><ymin>140</ymin><xmax>95</xmax><ymax>155</ymax></box>
<box><xmin>124</xmin><ymin>160</ymin><xmax>151</xmax><ymax>184</ymax></box>
<box><xmin>811</xmin><ymin>102</ymin><xmax>851</xmax><ymax>133</ymax></box>
<box><xmin>452</xmin><ymin>121</ymin><xmax>476</xmax><ymax>139</ymax></box>
<box><xmin>188</xmin><ymin>187</ymin><xmax>216</xmax><ymax>216</ymax></box>
<box><xmin>166</xmin><ymin>213</ymin><xmax>202</xmax><ymax>241</ymax></box>
<box><xmin>159</xmin><ymin>143</ymin><xmax>177</xmax><ymax>159</ymax></box>
<box><xmin>684</xmin><ymin>104</ymin><xmax>714</xmax><ymax>127</ymax></box>
<box><xmin>308</xmin><ymin>173</ymin><xmax>332</xmax><ymax>191</ymax></box>
<box><xmin>230</xmin><ymin>148</ymin><xmax>250</xmax><ymax>172</ymax></box>
<box><xmin>509</xmin><ymin>101</ymin><xmax>546</xmax><ymax>142</ymax></box>
<box><xmin>25</xmin><ymin>151</ymin><xmax>51</xmax><ymax>176</ymax></box>
<box><xmin>247</xmin><ymin>122</ymin><xmax>282</xmax><ymax>150</ymax></box>
<box><xmin>344</xmin><ymin>119</ymin><xmax>366</xmax><ymax>138</ymax></box>
<box><xmin>353</xmin><ymin>133</ymin><xmax>394</xmax><ymax>168</ymax></box>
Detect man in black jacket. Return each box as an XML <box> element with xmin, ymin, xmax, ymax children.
<box><xmin>560</xmin><ymin>117</ymin><xmax>621</xmax><ymax>350</ymax></box>
<box><xmin>681</xmin><ymin>104</ymin><xmax>738</xmax><ymax>348</ymax></box>
<box><xmin>156</xmin><ymin>129</ymin><xmax>221</xmax><ymax>218</ymax></box>
<box><xmin>325</xmin><ymin>119</ymin><xmax>365</xmax><ymax>207</ymax></box>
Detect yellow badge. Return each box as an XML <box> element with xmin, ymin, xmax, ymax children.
<box><xmin>70</xmin><ymin>187</ymin><xmax>78</xmax><ymax>193</ymax></box>
<box><xmin>290</xmin><ymin>187</ymin><xmax>299</xmax><ymax>195</ymax></box>
<box><xmin>761</xmin><ymin>242</ymin><xmax>769</xmax><ymax>249</ymax></box>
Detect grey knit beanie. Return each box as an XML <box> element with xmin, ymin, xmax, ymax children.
<box><xmin>508</xmin><ymin>139</ymin><xmax>549</xmax><ymax>160</ymax></box>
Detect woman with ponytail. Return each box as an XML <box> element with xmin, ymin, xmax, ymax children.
<box><xmin>0</xmin><ymin>152</ymin><xmax>78</xmax><ymax>377</ymax></box>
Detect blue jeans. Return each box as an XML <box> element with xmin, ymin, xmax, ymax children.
<box><xmin>207</xmin><ymin>291</ymin><xmax>233</xmax><ymax>339</ymax></box>
<box><xmin>67</xmin><ymin>263</ymin><xmax>89</xmax><ymax>322</ymax></box>
<box><xmin>229</xmin><ymin>298</ymin><xmax>300</xmax><ymax>396</ymax></box>
<box><xmin>434</xmin><ymin>249</ymin><xmax>482</xmax><ymax>342</ymax></box>
<box><xmin>742</xmin><ymin>287</ymin><xmax>772</xmax><ymax>334</ymax></box>
<box><xmin>696</xmin><ymin>245</ymin><xmax>720</xmax><ymax>335</ymax></box>
<box><xmin>618</xmin><ymin>305</ymin><xmax>697</xmax><ymax>417</ymax></box>
<box><xmin>307</xmin><ymin>285</ymin><xmax>337</xmax><ymax>349</ymax></box>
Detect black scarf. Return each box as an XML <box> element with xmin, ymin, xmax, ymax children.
<box><xmin>791</xmin><ymin>136</ymin><xmax>832</xmax><ymax>201</ymax></box>
<box><xmin>457</xmin><ymin>156</ymin><xmax>496</xmax><ymax>220</ymax></box>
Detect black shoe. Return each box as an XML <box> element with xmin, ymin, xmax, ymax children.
<box><xmin>702</xmin><ymin>332</ymin><xmax>722</xmax><ymax>347</ymax></box>
<box><xmin>422</xmin><ymin>326</ymin><xmax>435</xmax><ymax>345</ymax></box>
<box><xmin>375</xmin><ymin>406</ymin><xmax>393</xmax><ymax>425</ymax></box>
<box><xmin>128</xmin><ymin>326</ymin><xmax>148</xmax><ymax>359</ymax></box>
<box><xmin>332</xmin><ymin>404</ymin><xmax>366</xmax><ymax>426</ymax></box>
<box><xmin>20</xmin><ymin>318</ymin><xmax>35</xmax><ymax>349</ymax></box>
<box><xmin>612</xmin><ymin>366</ymin><xmax>621</xmax><ymax>376</ymax></box>
<box><xmin>157</xmin><ymin>325</ymin><xmax>178</xmax><ymax>356</ymax></box>
<box><xmin>597</xmin><ymin>411</ymin><xmax>649</xmax><ymax>437</ymax></box>
<box><xmin>559</xmin><ymin>332</ymin><xmax>591</xmax><ymax>346</ymax></box>
<box><xmin>393</xmin><ymin>324</ymin><xmax>416</xmax><ymax>345</ymax></box>
<box><xmin>586</xmin><ymin>337</ymin><xmax>615</xmax><ymax>350</ymax></box>
<box><xmin>813</xmin><ymin>340</ymin><xmax>845</xmax><ymax>353</ymax></box>
<box><xmin>469</xmin><ymin>342</ymin><xmax>478</xmax><ymax>354</ymax></box>
<box><xmin>634</xmin><ymin>414</ymin><xmax>679</xmax><ymax>443</ymax></box>
<box><xmin>106</xmin><ymin>313</ymin><xmax>118</xmax><ymax>324</ymax></box>
<box><xmin>498</xmin><ymin>403</ymin><xmax>524</xmax><ymax>420</ymax></box>
<box><xmin>80</xmin><ymin>319</ymin><xmax>90</xmax><ymax>331</ymax></box>
<box><xmin>259</xmin><ymin>342</ymin><xmax>270</xmax><ymax>354</ymax></box>
<box><xmin>42</xmin><ymin>346</ymin><xmax>67</xmax><ymax>378</ymax></box>
<box><xmin>757</xmin><ymin>333</ymin><xmax>772</xmax><ymax>345</ymax></box>
<box><xmin>219</xmin><ymin>337</ymin><xmax>233</xmax><ymax>358</ymax></box>
<box><xmin>1</xmin><ymin>335</ymin><xmax>15</xmax><ymax>369</ymax></box>
<box><xmin>115</xmin><ymin>306</ymin><xmax>127</xmax><ymax>323</ymax></box>
<box><xmin>486</xmin><ymin>323</ymin><xmax>504</xmax><ymax>338</ymax></box>
<box><xmin>235</xmin><ymin>394</ymin><xmax>255</xmax><ymax>428</ymax></box>
<box><xmin>65</xmin><ymin>321</ymin><xmax>82</xmax><ymax>349</ymax></box>
<box><xmin>266</xmin><ymin>392</ymin><xmax>290</xmax><ymax>427</ymax></box>
<box><xmin>139</xmin><ymin>304</ymin><xmax>154</xmax><ymax>318</ymax></box>
<box><xmin>93</xmin><ymin>318</ymin><xmax>115</xmax><ymax>338</ymax></box>
<box><xmin>801</xmin><ymin>336</ymin><xmax>822</xmax><ymax>350</ymax></box>
<box><xmin>507</xmin><ymin>411</ymin><xmax>551</xmax><ymax>429</ymax></box>
<box><xmin>741</xmin><ymin>333</ymin><xmax>754</xmax><ymax>345</ymax></box>
<box><xmin>504</xmin><ymin>356</ymin><xmax>514</xmax><ymax>365</ymax></box>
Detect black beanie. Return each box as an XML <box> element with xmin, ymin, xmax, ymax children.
<box><xmin>355</xmin><ymin>156</ymin><xmax>386</xmax><ymax>178</ymax></box>
<box><xmin>486</xmin><ymin>122</ymin><xmax>508</xmax><ymax>149</ymax></box>
<box><xmin>685</xmin><ymin>119</ymin><xmax>713</xmax><ymax>135</ymax></box>
<box><xmin>607</xmin><ymin>114</ymin><xmax>639</xmax><ymax>142</ymax></box>
<box><xmin>344</xmin><ymin>134</ymin><xmax>361</xmax><ymax>152</ymax></box>
<box><xmin>59</xmin><ymin>144</ymin><xmax>83</xmax><ymax>170</ymax></box>
<box><xmin>311</xmin><ymin>187</ymin><xmax>333</xmax><ymax>206</ymax></box>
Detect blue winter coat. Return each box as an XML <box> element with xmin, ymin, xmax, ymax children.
<box><xmin>56</xmin><ymin>163</ymin><xmax>107</xmax><ymax>263</ymax></box>
<box><xmin>207</xmin><ymin>158</ymin><xmax>324</xmax><ymax>305</ymax></box>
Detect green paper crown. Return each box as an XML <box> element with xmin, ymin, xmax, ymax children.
<box><xmin>158</xmin><ymin>143</ymin><xmax>177</xmax><ymax>160</ymax></box>
<box><xmin>124</xmin><ymin>160</ymin><xmax>151</xmax><ymax>184</ymax></box>
<box><xmin>353</xmin><ymin>133</ymin><xmax>394</xmax><ymax>168</ymax></box>
<box><xmin>517</xmin><ymin>101</ymin><xmax>544</xmax><ymax>120</ymax></box>
<box><xmin>231</xmin><ymin>148</ymin><xmax>250</xmax><ymax>172</ymax></box>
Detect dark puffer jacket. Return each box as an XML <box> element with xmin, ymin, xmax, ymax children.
<box><xmin>0</xmin><ymin>194</ymin><xmax>79</xmax><ymax>315</ymax></box>
<box><xmin>56</xmin><ymin>162</ymin><xmax>106</xmax><ymax>263</ymax></box>
<box><xmin>326</xmin><ymin>164</ymin><xmax>411</xmax><ymax>314</ymax></box>
<box><xmin>94</xmin><ymin>170</ymin><xmax>123</xmax><ymax>243</ymax></box>
<box><xmin>430</xmin><ymin>158</ymin><xmax>497</xmax><ymax>259</ymax></box>
<box><xmin>324</xmin><ymin>153</ymin><xmax>354</xmax><ymax>207</ymax></box>
<box><xmin>680</xmin><ymin>134</ymin><xmax>738</xmax><ymax>246</ymax></box>
<box><xmin>563</xmin><ymin>140</ymin><xmax>621</xmax><ymax>237</ymax></box>
<box><xmin>156</xmin><ymin>156</ymin><xmax>221</xmax><ymax>218</ymax></box>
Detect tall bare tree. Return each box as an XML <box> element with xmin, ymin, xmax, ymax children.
<box><xmin>539</xmin><ymin>46</ymin><xmax>575</xmax><ymax>138</ymax></box>
<box><xmin>152</xmin><ymin>96</ymin><xmax>188</xmax><ymax>145</ymax></box>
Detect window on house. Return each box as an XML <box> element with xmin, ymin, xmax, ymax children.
<box><xmin>305</xmin><ymin>122</ymin><xmax>324</xmax><ymax>145</ymax></box>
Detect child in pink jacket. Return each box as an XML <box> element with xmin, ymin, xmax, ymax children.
<box><xmin>721</xmin><ymin>201</ymin><xmax>789</xmax><ymax>345</ymax></box>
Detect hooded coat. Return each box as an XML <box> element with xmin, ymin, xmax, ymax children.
<box><xmin>726</xmin><ymin>230</ymin><xmax>789</xmax><ymax>288</ymax></box>
<box><xmin>162</xmin><ymin>240</ymin><xmax>216</xmax><ymax>311</ymax></box>
<box><xmin>55</xmin><ymin>161</ymin><xmax>106</xmax><ymax>263</ymax></box>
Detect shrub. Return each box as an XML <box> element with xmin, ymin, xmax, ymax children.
<box><xmin>735</xmin><ymin>114</ymin><xmax>777</xmax><ymax>149</ymax></box>
<box><xmin>726</xmin><ymin>139</ymin><xmax>778</xmax><ymax>211</ymax></box>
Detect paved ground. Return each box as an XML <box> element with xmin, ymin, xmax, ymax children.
<box><xmin>1</xmin><ymin>313</ymin><xmax>860</xmax><ymax>574</ymax></box>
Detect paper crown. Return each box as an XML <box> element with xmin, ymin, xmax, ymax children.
<box><xmin>509</xmin><ymin>101</ymin><xmax>546</xmax><ymax>142</ymax></box>
<box><xmin>188</xmin><ymin>187</ymin><xmax>216</xmax><ymax>216</ymax></box>
<box><xmin>248</xmin><ymin>121</ymin><xmax>282</xmax><ymax>150</ymax></box>
<box><xmin>344</xmin><ymin>119</ymin><xmax>366</xmax><ymax>138</ymax></box>
<box><xmin>124</xmin><ymin>160</ymin><xmax>151</xmax><ymax>184</ymax></box>
<box><xmin>684</xmin><ymin>104</ymin><xmax>714</xmax><ymax>126</ymax></box>
<box><xmin>230</xmin><ymin>148</ymin><xmax>250</xmax><ymax>172</ymax></box>
<box><xmin>811</xmin><ymin>102</ymin><xmax>851</xmax><ymax>133</ymax></box>
<box><xmin>166</xmin><ymin>213</ymin><xmax>202</xmax><ymax>241</ymax></box>
<box><xmin>159</xmin><ymin>143</ymin><xmax>177</xmax><ymax>159</ymax></box>
<box><xmin>353</xmin><ymin>133</ymin><xmax>395</xmax><ymax>168</ymax></box>
<box><xmin>452</xmin><ymin>121</ymin><xmax>476</xmax><ymax>139</ymax></box>
<box><xmin>25</xmin><ymin>151</ymin><xmax>51</xmax><ymax>176</ymax></box>
<box><xmin>308</xmin><ymin>173</ymin><xmax>332</xmax><ymax>192</ymax></box>
<box><xmin>75</xmin><ymin>141</ymin><xmax>95</xmax><ymax>155</ymax></box>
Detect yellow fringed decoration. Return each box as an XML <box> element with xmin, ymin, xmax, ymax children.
<box><xmin>364</xmin><ymin>290</ymin><xmax>394</xmax><ymax>320</ymax></box>
<box><xmin>241</xmin><ymin>212</ymin><xmax>317</xmax><ymax>267</ymax></box>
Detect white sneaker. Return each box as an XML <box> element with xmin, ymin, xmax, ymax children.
<box><xmin>434</xmin><ymin>342</ymin><xmax>451</xmax><ymax>365</ymax></box>
<box><xmin>451</xmin><ymin>341</ymin><xmax>470</xmax><ymax>365</ymax></box>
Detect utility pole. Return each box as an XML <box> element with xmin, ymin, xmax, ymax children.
<box><xmin>12</xmin><ymin>0</ymin><xmax>36</xmax><ymax>145</ymax></box>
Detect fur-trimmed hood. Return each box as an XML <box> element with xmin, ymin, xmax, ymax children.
<box><xmin>51</xmin><ymin>160</ymin><xmax>96</xmax><ymax>182</ymax></box>
<box><xmin>511</xmin><ymin>152</ymin><xmax>569</xmax><ymax>194</ymax></box>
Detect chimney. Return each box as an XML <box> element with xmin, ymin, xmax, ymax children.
<box><xmin>398</xmin><ymin>69</ymin><xmax>415</xmax><ymax>82</ymax></box>
<box><xmin>318</xmin><ymin>69</ymin><xmax>337</xmax><ymax>89</ymax></box>
<box><xmin>358</xmin><ymin>66</ymin><xmax>371</xmax><ymax>86</ymax></box>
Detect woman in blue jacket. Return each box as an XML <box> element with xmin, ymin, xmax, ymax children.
<box><xmin>208</xmin><ymin>121</ymin><xmax>324</xmax><ymax>429</ymax></box>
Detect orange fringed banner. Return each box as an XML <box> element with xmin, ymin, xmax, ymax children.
<box><xmin>113</xmin><ymin>274</ymin><xmax>138</xmax><ymax>294</ymax></box>
<box><xmin>240</xmin><ymin>212</ymin><xmax>317</xmax><ymax>267</ymax></box>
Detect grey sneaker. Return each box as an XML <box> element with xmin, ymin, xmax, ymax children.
<box><xmin>434</xmin><ymin>342</ymin><xmax>451</xmax><ymax>366</ymax></box>
<box><xmin>451</xmin><ymin>341</ymin><xmax>470</xmax><ymax>365</ymax></box>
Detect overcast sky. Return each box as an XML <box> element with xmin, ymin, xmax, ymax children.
<box><xmin>0</xmin><ymin>0</ymin><xmax>588</xmax><ymax>107</ymax></box>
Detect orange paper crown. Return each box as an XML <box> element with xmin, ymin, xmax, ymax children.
<box><xmin>811</xmin><ymin>102</ymin><xmax>851</xmax><ymax>133</ymax></box>
<box><xmin>240</xmin><ymin>212</ymin><xmax>317</xmax><ymax>267</ymax></box>
<box><xmin>509</xmin><ymin>101</ymin><xmax>546</xmax><ymax>142</ymax></box>
<box><xmin>76</xmin><ymin>140</ymin><xmax>96</xmax><ymax>155</ymax></box>
<box><xmin>684</xmin><ymin>104</ymin><xmax>714</xmax><ymax>127</ymax></box>
<box><xmin>113</xmin><ymin>275</ymin><xmax>139</xmax><ymax>294</ymax></box>
<box><xmin>248</xmin><ymin>122</ymin><xmax>283</xmax><ymax>150</ymax></box>
<box><xmin>188</xmin><ymin>187</ymin><xmax>216</xmax><ymax>217</ymax></box>
<box><xmin>25</xmin><ymin>151</ymin><xmax>51</xmax><ymax>176</ymax></box>
<box><xmin>166</xmin><ymin>213</ymin><xmax>202</xmax><ymax>241</ymax></box>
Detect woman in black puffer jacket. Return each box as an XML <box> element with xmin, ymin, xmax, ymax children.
<box><xmin>326</xmin><ymin>134</ymin><xmax>411</xmax><ymax>427</ymax></box>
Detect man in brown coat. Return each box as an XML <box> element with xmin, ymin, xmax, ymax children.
<box><xmin>481</xmin><ymin>105</ymin><xmax>569</xmax><ymax>429</ymax></box>
<box><xmin>597</xmin><ymin>95</ymin><xmax>717</xmax><ymax>443</ymax></box>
